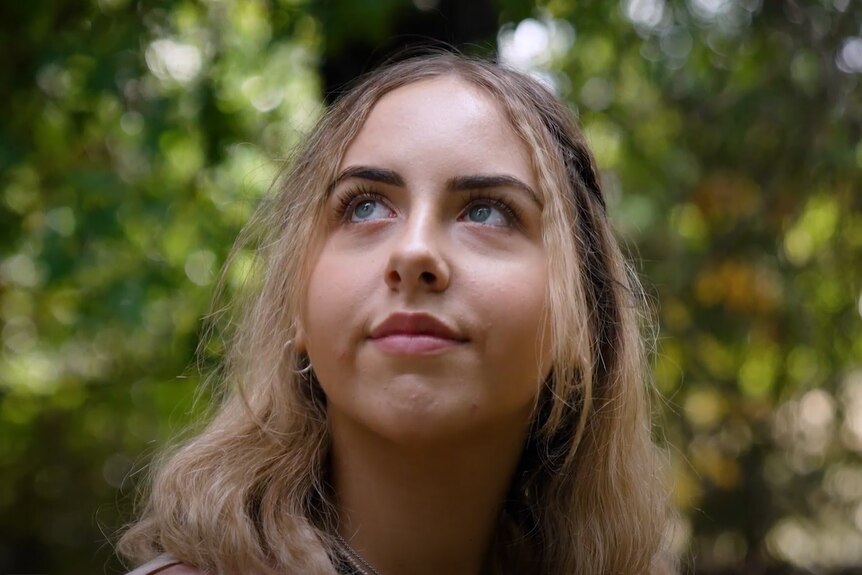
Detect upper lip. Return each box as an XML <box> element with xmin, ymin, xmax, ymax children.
<box><xmin>370</xmin><ymin>312</ymin><xmax>467</xmax><ymax>341</ymax></box>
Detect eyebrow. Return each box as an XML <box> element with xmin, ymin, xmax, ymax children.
<box><xmin>447</xmin><ymin>174</ymin><xmax>542</xmax><ymax>208</ymax></box>
<box><xmin>331</xmin><ymin>166</ymin><xmax>405</xmax><ymax>188</ymax></box>
<box><xmin>330</xmin><ymin>165</ymin><xmax>542</xmax><ymax>208</ymax></box>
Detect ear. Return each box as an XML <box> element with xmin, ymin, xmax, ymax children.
<box><xmin>293</xmin><ymin>318</ymin><xmax>307</xmax><ymax>354</ymax></box>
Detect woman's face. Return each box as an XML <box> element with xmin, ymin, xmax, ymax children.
<box><xmin>299</xmin><ymin>76</ymin><xmax>553</xmax><ymax>444</ymax></box>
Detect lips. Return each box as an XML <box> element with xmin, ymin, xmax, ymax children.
<box><xmin>369</xmin><ymin>312</ymin><xmax>467</xmax><ymax>354</ymax></box>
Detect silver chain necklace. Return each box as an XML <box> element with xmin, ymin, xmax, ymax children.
<box><xmin>335</xmin><ymin>532</ymin><xmax>385</xmax><ymax>575</ymax></box>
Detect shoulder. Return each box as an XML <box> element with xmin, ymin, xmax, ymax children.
<box><xmin>125</xmin><ymin>555</ymin><xmax>206</xmax><ymax>575</ymax></box>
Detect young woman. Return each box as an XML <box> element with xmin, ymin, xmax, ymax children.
<box><xmin>119</xmin><ymin>53</ymin><xmax>675</xmax><ymax>575</ymax></box>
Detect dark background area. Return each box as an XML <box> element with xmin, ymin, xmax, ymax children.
<box><xmin>1</xmin><ymin>0</ymin><xmax>861</xmax><ymax>573</ymax></box>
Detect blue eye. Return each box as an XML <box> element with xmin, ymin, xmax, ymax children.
<box><xmin>351</xmin><ymin>199</ymin><xmax>389</xmax><ymax>221</ymax></box>
<box><xmin>464</xmin><ymin>202</ymin><xmax>511</xmax><ymax>226</ymax></box>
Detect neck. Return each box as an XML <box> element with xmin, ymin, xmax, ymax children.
<box><xmin>329</xmin><ymin>413</ymin><xmax>530</xmax><ymax>575</ymax></box>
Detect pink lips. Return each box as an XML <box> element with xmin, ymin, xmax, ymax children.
<box><xmin>369</xmin><ymin>312</ymin><xmax>467</xmax><ymax>355</ymax></box>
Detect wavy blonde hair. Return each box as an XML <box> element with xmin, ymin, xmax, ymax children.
<box><xmin>119</xmin><ymin>53</ymin><xmax>674</xmax><ymax>575</ymax></box>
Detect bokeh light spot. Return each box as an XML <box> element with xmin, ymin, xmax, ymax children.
<box><xmin>836</xmin><ymin>37</ymin><xmax>862</xmax><ymax>74</ymax></box>
<box><xmin>184</xmin><ymin>250</ymin><xmax>216</xmax><ymax>286</ymax></box>
<box><xmin>145</xmin><ymin>39</ymin><xmax>203</xmax><ymax>83</ymax></box>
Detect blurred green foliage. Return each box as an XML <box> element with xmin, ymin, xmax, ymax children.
<box><xmin>1</xmin><ymin>0</ymin><xmax>860</xmax><ymax>573</ymax></box>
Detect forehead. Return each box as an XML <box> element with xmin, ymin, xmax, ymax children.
<box><xmin>339</xmin><ymin>76</ymin><xmax>538</xmax><ymax>193</ymax></box>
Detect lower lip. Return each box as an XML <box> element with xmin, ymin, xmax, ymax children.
<box><xmin>370</xmin><ymin>335</ymin><xmax>465</xmax><ymax>355</ymax></box>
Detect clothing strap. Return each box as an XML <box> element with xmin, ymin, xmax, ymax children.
<box><xmin>124</xmin><ymin>554</ymin><xmax>183</xmax><ymax>575</ymax></box>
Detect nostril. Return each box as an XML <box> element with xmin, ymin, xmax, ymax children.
<box><xmin>419</xmin><ymin>271</ymin><xmax>436</xmax><ymax>285</ymax></box>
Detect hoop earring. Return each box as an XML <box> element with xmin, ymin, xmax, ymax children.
<box><xmin>285</xmin><ymin>339</ymin><xmax>314</xmax><ymax>375</ymax></box>
<box><xmin>295</xmin><ymin>361</ymin><xmax>313</xmax><ymax>376</ymax></box>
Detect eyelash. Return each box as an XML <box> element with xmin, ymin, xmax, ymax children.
<box><xmin>335</xmin><ymin>185</ymin><xmax>387</xmax><ymax>222</ymax></box>
<box><xmin>333</xmin><ymin>186</ymin><xmax>523</xmax><ymax>227</ymax></box>
<box><xmin>464</xmin><ymin>190</ymin><xmax>522</xmax><ymax>226</ymax></box>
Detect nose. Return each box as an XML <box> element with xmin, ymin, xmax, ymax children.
<box><xmin>384</xmin><ymin>210</ymin><xmax>450</xmax><ymax>293</ymax></box>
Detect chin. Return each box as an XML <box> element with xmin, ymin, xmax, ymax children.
<box><xmin>372</xmin><ymin>393</ymin><xmax>484</xmax><ymax>447</ymax></box>
<box><xmin>367</xmin><ymin>402</ymin><xmax>533</xmax><ymax>452</ymax></box>
<box><xmin>323</xmin><ymin>371</ymin><xmax>536</xmax><ymax>448</ymax></box>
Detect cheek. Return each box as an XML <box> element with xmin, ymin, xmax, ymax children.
<box><xmin>304</xmin><ymin>254</ymin><xmax>351</xmax><ymax>348</ymax></box>
<box><xmin>302</xmin><ymin>246</ymin><xmax>382</xmax><ymax>359</ymax></box>
<box><xmin>474</xmin><ymin>260</ymin><xmax>550</xmax><ymax>372</ymax></box>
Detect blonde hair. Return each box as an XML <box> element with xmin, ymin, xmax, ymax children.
<box><xmin>119</xmin><ymin>52</ymin><xmax>674</xmax><ymax>575</ymax></box>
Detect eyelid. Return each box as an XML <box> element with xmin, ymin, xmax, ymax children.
<box><xmin>461</xmin><ymin>190</ymin><xmax>523</xmax><ymax>228</ymax></box>
<box><xmin>333</xmin><ymin>185</ymin><xmax>392</xmax><ymax>223</ymax></box>
<box><xmin>331</xmin><ymin>185</ymin><xmax>525</xmax><ymax>228</ymax></box>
